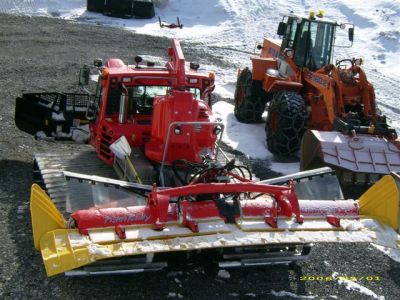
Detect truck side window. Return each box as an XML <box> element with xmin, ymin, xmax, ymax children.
<box><xmin>106</xmin><ymin>87</ymin><xmax>121</xmax><ymax>115</ymax></box>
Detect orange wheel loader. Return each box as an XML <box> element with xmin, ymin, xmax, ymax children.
<box><xmin>234</xmin><ymin>11</ymin><xmax>400</xmax><ymax>187</ymax></box>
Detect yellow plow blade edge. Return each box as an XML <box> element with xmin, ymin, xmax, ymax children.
<box><xmin>40</xmin><ymin>223</ymin><xmax>384</xmax><ymax>277</ymax></box>
<box><xmin>30</xmin><ymin>184</ymin><xmax>66</xmax><ymax>250</ymax></box>
<box><xmin>359</xmin><ymin>174</ymin><xmax>400</xmax><ymax>231</ymax></box>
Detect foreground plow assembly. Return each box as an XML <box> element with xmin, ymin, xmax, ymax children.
<box><xmin>31</xmin><ymin>172</ymin><xmax>400</xmax><ymax>276</ymax></box>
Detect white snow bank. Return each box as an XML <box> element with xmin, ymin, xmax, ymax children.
<box><xmin>213</xmin><ymin>101</ymin><xmax>299</xmax><ymax>175</ymax></box>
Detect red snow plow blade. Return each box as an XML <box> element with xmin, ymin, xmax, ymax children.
<box><xmin>31</xmin><ymin>173</ymin><xmax>400</xmax><ymax>277</ymax></box>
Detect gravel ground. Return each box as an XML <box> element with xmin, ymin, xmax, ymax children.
<box><xmin>1</xmin><ymin>14</ymin><xmax>400</xmax><ymax>299</ymax></box>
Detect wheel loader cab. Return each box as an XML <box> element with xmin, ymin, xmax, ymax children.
<box><xmin>280</xmin><ymin>16</ymin><xmax>336</xmax><ymax>71</ymax></box>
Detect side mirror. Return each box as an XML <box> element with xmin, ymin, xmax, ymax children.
<box><xmin>79</xmin><ymin>65</ymin><xmax>90</xmax><ymax>86</ymax></box>
<box><xmin>94</xmin><ymin>58</ymin><xmax>103</xmax><ymax>68</ymax></box>
<box><xmin>134</xmin><ymin>56</ymin><xmax>143</xmax><ymax>67</ymax></box>
<box><xmin>348</xmin><ymin>27</ymin><xmax>354</xmax><ymax>42</ymax></box>
<box><xmin>277</xmin><ymin>22</ymin><xmax>287</xmax><ymax>36</ymax></box>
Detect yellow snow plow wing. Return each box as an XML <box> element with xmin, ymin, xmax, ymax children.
<box><xmin>30</xmin><ymin>173</ymin><xmax>400</xmax><ymax>277</ymax></box>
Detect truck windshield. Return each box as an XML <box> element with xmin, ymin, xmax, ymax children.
<box><xmin>105</xmin><ymin>85</ymin><xmax>203</xmax><ymax>116</ymax></box>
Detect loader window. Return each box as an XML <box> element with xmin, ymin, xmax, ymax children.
<box><xmin>294</xmin><ymin>21</ymin><xmax>334</xmax><ymax>70</ymax></box>
<box><xmin>294</xmin><ymin>26</ymin><xmax>312</xmax><ymax>68</ymax></box>
<box><xmin>313</xmin><ymin>22</ymin><xmax>334</xmax><ymax>69</ymax></box>
<box><xmin>281</xmin><ymin>17</ymin><xmax>298</xmax><ymax>49</ymax></box>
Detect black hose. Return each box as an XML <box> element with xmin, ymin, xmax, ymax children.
<box><xmin>172</xmin><ymin>159</ymin><xmax>204</xmax><ymax>185</ymax></box>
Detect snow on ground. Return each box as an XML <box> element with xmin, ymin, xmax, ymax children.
<box><xmin>213</xmin><ymin>101</ymin><xmax>299</xmax><ymax>174</ymax></box>
<box><xmin>271</xmin><ymin>290</ymin><xmax>316</xmax><ymax>299</ymax></box>
<box><xmin>332</xmin><ymin>272</ymin><xmax>385</xmax><ymax>300</ymax></box>
<box><xmin>372</xmin><ymin>244</ymin><xmax>400</xmax><ymax>264</ymax></box>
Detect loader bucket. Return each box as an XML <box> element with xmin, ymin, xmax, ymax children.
<box><xmin>30</xmin><ymin>172</ymin><xmax>400</xmax><ymax>277</ymax></box>
<box><xmin>301</xmin><ymin>130</ymin><xmax>400</xmax><ymax>187</ymax></box>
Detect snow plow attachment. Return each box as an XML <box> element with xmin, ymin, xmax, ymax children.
<box><xmin>30</xmin><ymin>172</ymin><xmax>400</xmax><ymax>277</ymax></box>
<box><xmin>301</xmin><ymin>130</ymin><xmax>400</xmax><ymax>186</ymax></box>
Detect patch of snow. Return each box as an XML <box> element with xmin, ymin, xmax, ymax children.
<box><xmin>372</xmin><ymin>244</ymin><xmax>400</xmax><ymax>263</ymax></box>
<box><xmin>217</xmin><ymin>269</ymin><xmax>231</xmax><ymax>279</ymax></box>
<box><xmin>343</xmin><ymin>220</ymin><xmax>365</xmax><ymax>231</ymax></box>
<box><xmin>361</xmin><ymin>219</ymin><xmax>380</xmax><ymax>230</ymax></box>
<box><xmin>35</xmin><ymin>131</ymin><xmax>47</xmax><ymax>140</ymax></box>
<box><xmin>167</xmin><ymin>271</ymin><xmax>184</xmax><ymax>277</ymax></box>
<box><xmin>174</xmin><ymin>278</ymin><xmax>181</xmax><ymax>284</ymax></box>
<box><xmin>245</xmin><ymin>293</ymin><xmax>256</xmax><ymax>298</ymax></box>
<box><xmin>52</xmin><ymin>111</ymin><xmax>66</xmax><ymax>121</ymax></box>
<box><xmin>271</xmin><ymin>290</ymin><xmax>316</xmax><ymax>299</ymax></box>
<box><xmin>72</xmin><ymin>124</ymin><xmax>89</xmax><ymax>143</ymax></box>
<box><xmin>88</xmin><ymin>244</ymin><xmax>111</xmax><ymax>256</ymax></box>
<box><xmin>167</xmin><ymin>292</ymin><xmax>177</xmax><ymax>298</ymax></box>
<box><xmin>333</xmin><ymin>272</ymin><xmax>385</xmax><ymax>300</ymax></box>
<box><xmin>213</xmin><ymin>101</ymin><xmax>299</xmax><ymax>175</ymax></box>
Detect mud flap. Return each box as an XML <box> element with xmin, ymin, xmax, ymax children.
<box><xmin>15</xmin><ymin>93</ymin><xmax>91</xmax><ymax>140</ymax></box>
<box><xmin>301</xmin><ymin>130</ymin><xmax>400</xmax><ymax>182</ymax></box>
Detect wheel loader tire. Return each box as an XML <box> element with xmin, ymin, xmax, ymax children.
<box><xmin>266</xmin><ymin>91</ymin><xmax>307</xmax><ymax>156</ymax></box>
<box><xmin>234</xmin><ymin>67</ymin><xmax>267</xmax><ymax>123</ymax></box>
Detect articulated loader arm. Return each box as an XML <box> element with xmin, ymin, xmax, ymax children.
<box><xmin>30</xmin><ymin>173</ymin><xmax>400</xmax><ymax>277</ymax></box>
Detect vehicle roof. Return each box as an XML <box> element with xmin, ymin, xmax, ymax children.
<box><xmin>105</xmin><ymin>65</ymin><xmax>209</xmax><ymax>79</ymax></box>
<box><xmin>287</xmin><ymin>13</ymin><xmax>340</xmax><ymax>26</ymax></box>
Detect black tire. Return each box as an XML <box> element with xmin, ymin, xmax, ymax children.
<box><xmin>234</xmin><ymin>67</ymin><xmax>268</xmax><ymax>123</ymax></box>
<box><xmin>266</xmin><ymin>91</ymin><xmax>307</xmax><ymax>156</ymax></box>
